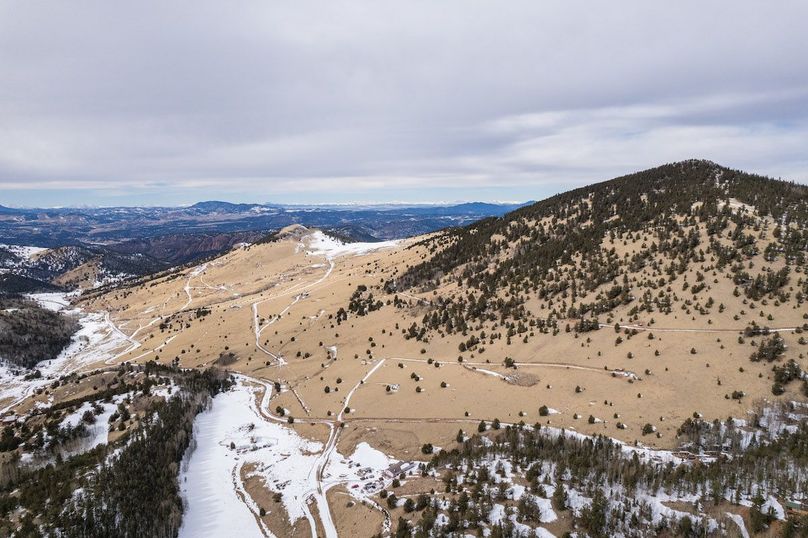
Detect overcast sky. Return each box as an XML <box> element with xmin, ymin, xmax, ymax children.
<box><xmin>1</xmin><ymin>1</ymin><xmax>807</xmax><ymax>207</ymax></box>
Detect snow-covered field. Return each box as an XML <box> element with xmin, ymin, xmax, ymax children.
<box><xmin>179</xmin><ymin>378</ymin><xmax>399</xmax><ymax>538</ymax></box>
<box><xmin>27</xmin><ymin>292</ymin><xmax>74</xmax><ymax>312</ymax></box>
<box><xmin>178</xmin><ymin>384</ymin><xmax>271</xmax><ymax>537</ymax></box>
<box><xmin>302</xmin><ymin>231</ymin><xmax>400</xmax><ymax>259</ymax></box>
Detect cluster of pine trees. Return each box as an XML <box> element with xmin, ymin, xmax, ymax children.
<box><xmin>395</xmin><ymin>409</ymin><xmax>808</xmax><ymax>536</ymax></box>
<box><xmin>0</xmin><ymin>294</ymin><xmax>78</xmax><ymax>369</ymax></box>
<box><xmin>0</xmin><ymin>363</ymin><xmax>231</xmax><ymax>537</ymax></box>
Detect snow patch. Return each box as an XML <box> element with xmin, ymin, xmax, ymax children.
<box><xmin>27</xmin><ymin>292</ymin><xmax>72</xmax><ymax>312</ymax></box>
<box><xmin>762</xmin><ymin>495</ymin><xmax>785</xmax><ymax>520</ymax></box>
<box><xmin>726</xmin><ymin>512</ymin><xmax>750</xmax><ymax>538</ymax></box>
<box><xmin>0</xmin><ymin>244</ymin><xmax>48</xmax><ymax>259</ymax></box>
<box><xmin>302</xmin><ymin>231</ymin><xmax>400</xmax><ymax>260</ymax></box>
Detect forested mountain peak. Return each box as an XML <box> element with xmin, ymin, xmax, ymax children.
<box><xmin>388</xmin><ymin>161</ymin><xmax>808</xmax><ymax>334</ymax></box>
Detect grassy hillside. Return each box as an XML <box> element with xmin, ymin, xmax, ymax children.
<box><xmin>390</xmin><ymin>160</ymin><xmax>808</xmax><ymax>330</ymax></box>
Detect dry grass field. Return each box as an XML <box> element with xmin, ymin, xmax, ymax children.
<box><xmin>83</xmin><ymin>224</ymin><xmax>805</xmax><ymax>445</ymax></box>
<box><xmin>60</xmin><ymin>211</ymin><xmax>806</xmax><ymax>535</ymax></box>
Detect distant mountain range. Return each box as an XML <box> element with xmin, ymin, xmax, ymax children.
<box><xmin>0</xmin><ymin>201</ymin><xmax>528</xmax><ymax>246</ymax></box>
<box><xmin>0</xmin><ymin>200</ymin><xmax>527</xmax><ymax>292</ymax></box>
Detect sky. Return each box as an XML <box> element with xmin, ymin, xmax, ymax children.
<box><xmin>1</xmin><ymin>1</ymin><xmax>807</xmax><ymax>207</ymax></box>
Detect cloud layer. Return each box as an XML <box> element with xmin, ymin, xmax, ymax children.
<box><xmin>1</xmin><ymin>1</ymin><xmax>807</xmax><ymax>206</ymax></box>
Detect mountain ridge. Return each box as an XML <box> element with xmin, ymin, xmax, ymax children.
<box><xmin>394</xmin><ymin>159</ymin><xmax>808</xmax><ymax>297</ymax></box>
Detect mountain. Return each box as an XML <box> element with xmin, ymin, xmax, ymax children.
<box><xmin>0</xmin><ymin>243</ymin><xmax>167</xmax><ymax>289</ymax></box>
<box><xmin>188</xmin><ymin>200</ymin><xmax>264</xmax><ymax>214</ymax></box>
<box><xmin>0</xmin><ymin>200</ymin><xmax>522</xmax><ymax>290</ymax></box>
<box><xmin>408</xmin><ymin>201</ymin><xmax>531</xmax><ymax>215</ymax></box>
<box><xmin>106</xmin><ymin>231</ymin><xmax>265</xmax><ymax>265</ymax></box>
<box><xmin>0</xmin><ymin>274</ymin><xmax>64</xmax><ymax>294</ymax></box>
<box><xmin>391</xmin><ymin>160</ymin><xmax>808</xmax><ymax>327</ymax></box>
<box><xmin>3</xmin><ymin>161</ymin><xmax>807</xmax><ymax>537</ymax></box>
<box><xmin>0</xmin><ymin>200</ymin><xmax>526</xmax><ymax>246</ymax></box>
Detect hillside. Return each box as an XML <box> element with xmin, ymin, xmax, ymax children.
<box><xmin>1</xmin><ymin>161</ymin><xmax>807</xmax><ymax>536</ymax></box>
<box><xmin>0</xmin><ymin>243</ymin><xmax>167</xmax><ymax>290</ymax></box>
<box><xmin>393</xmin><ymin>159</ymin><xmax>807</xmax><ymax>311</ymax></box>
<box><xmin>106</xmin><ymin>231</ymin><xmax>265</xmax><ymax>265</ymax></box>
<box><xmin>0</xmin><ymin>295</ymin><xmax>79</xmax><ymax>369</ymax></box>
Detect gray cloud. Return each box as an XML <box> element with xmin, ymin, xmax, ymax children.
<box><xmin>1</xmin><ymin>1</ymin><xmax>807</xmax><ymax>206</ymax></box>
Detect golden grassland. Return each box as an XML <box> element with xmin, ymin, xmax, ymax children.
<box><xmin>44</xmin><ymin>221</ymin><xmax>804</xmax><ymax>535</ymax></box>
